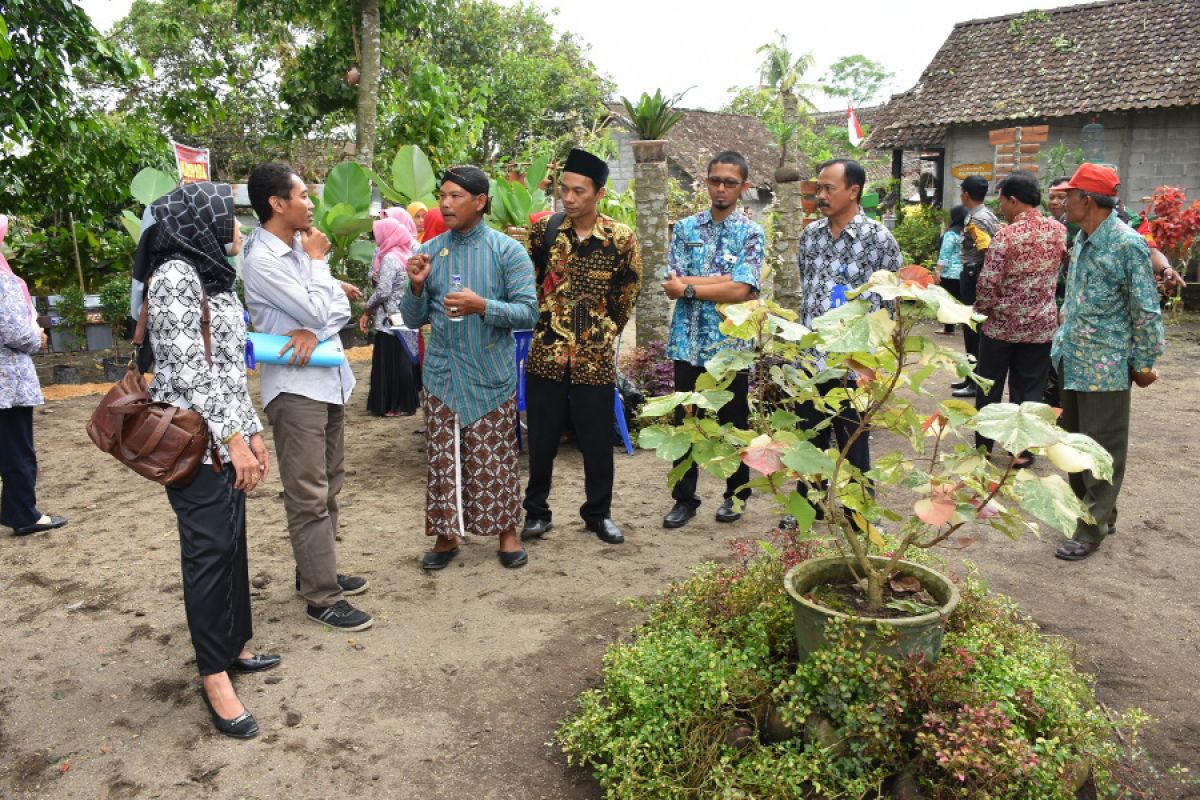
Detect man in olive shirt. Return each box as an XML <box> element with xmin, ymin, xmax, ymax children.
<box><xmin>521</xmin><ymin>148</ymin><xmax>641</xmax><ymax>545</ymax></box>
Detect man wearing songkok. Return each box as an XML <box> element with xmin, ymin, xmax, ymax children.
<box><xmin>1052</xmin><ymin>163</ymin><xmax>1165</xmax><ymax>562</ymax></box>
<box><xmin>520</xmin><ymin>148</ymin><xmax>641</xmax><ymax>546</ymax></box>
<box><xmin>400</xmin><ymin>166</ymin><xmax>539</xmax><ymax>570</ymax></box>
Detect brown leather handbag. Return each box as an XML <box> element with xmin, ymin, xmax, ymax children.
<box><xmin>87</xmin><ymin>294</ymin><xmax>221</xmax><ymax>487</ymax></box>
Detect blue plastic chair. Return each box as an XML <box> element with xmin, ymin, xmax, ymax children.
<box><xmin>613</xmin><ymin>388</ymin><xmax>634</xmax><ymax>455</ymax></box>
<box><xmin>514</xmin><ymin>330</ymin><xmax>533</xmax><ymax>449</ymax></box>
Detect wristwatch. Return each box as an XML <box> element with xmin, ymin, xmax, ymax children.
<box><xmin>683</xmin><ymin>284</ymin><xmax>697</xmax><ymax>300</ymax></box>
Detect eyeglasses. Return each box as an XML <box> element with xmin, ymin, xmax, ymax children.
<box><xmin>706</xmin><ymin>177</ymin><xmax>743</xmax><ymax>189</ymax></box>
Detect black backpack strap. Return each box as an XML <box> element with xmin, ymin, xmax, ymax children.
<box><xmin>534</xmin><ymin>211</ymin><xmax>567</xmax><ymax>285</ymax></box>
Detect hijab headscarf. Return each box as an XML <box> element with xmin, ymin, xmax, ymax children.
<box><xmin>406</xmin><ymin>201</ymin><xmax>427</xmax><ymax>216</ymax></box>
<box><xmin>132</xmin><ymin>182</ymin><xmax>237</xmax><ymax>295</ymax></box>
<box><xmin>421</xmin><ymin>207</ymin><xmax>448</xmax><ymax>242</ymax></box>
<box><xmin>372</xmin><ymin>217</ymin><xmax>414</xmax><ymax>282</ymax></box>
<box><xmin>380</xmin><ymin>206</ymin><xmax>418</xmax><ymax>240</ymax></box>
<box><xmin>0</xmin><ymin>215</ymin><xmax>36</xmax><ymax>323</ymax></box>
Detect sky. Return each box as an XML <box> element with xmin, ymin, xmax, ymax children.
<box><xmin>78</xmin><ymin>0</ymin><xmax>1100</xmax><ymax>112</ymax></box>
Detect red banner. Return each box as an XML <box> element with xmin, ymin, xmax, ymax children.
<box><xmin>172</xmin><ymin>141</ymin><xmax>211</xmax><ymax>184</ymax></box>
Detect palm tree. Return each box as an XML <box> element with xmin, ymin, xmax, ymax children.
<box><xmin>757</xmin><ymin>32</ymin><xmax>820</xmax><ymax>168</ymax></box>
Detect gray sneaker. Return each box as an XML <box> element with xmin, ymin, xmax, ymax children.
<box><xmin>295</xmin><ymin>571</ymin><xmax>369</xmax><ymax>596</ymax></box>
<box><xmin>306</xmin><ymin>600</ymin><xmax>374</xmax><ymax>631</ymax></box>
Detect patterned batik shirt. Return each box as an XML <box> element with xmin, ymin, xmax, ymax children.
<box><xmin>526</xmin><ymin>214</ymin><xmax>641</xmax><ymax>384</ymax></box>
<box><xmin>975</xmin><ymin>209</ymin><xmax>1067</xmax><ymax>344</ymax></box>
<box><xmin>665</xmin><ymin>210</ymin><xmax>764</xmax><ymax>366</ymax></box>
<box><xmin>961</xmin><ymin>204</ymin><xmax>1000</xmax><ymax>279</ymax></box>
<box><xmin>797</xmin><ymin>211</ymin><xmax>902</xmax><ymax>329</ymax></box>
<box><xmin>1051</xmin><ymin>211</ymin><xmax>1165</xmax><ymax>392</ymax></box>
<box><xmin>147</xmin><ymin>259</ymin><xmax>263</xmax><ymax>463</ymax></box>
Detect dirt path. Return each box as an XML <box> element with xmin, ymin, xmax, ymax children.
<box><xmin>2</xmin><ymin>322</ymin><xmax>1198</xmax><ymax>799</ymax></box>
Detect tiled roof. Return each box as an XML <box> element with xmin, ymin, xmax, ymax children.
<box><xmin>605</xmin><ymin>104</ymin><xmax>780</xmax><ymax>189</ymax></box>
<box><xmin>869</xmin><ymin>0</ymin><xmax>1200</xmax><ymax>148</ymax></box>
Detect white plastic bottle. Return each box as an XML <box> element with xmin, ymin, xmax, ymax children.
<box><xmin>449</xmin><ymin>273</ymin><xmax>465</xmax><ymax>323</ymax></box>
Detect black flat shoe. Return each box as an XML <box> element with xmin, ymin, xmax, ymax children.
<box><xmin>231</xmin><ymin>653</ymin><xmax>281</xmax><ymax>673</ymax></box>
<box><xmin>421</xmin><ymin>547</ymin><xmax>460</xmax><ymax>571</ymax></box>
<box><xmin>498</xmin><ymin>549</ymin><xmax>528</xmax><ymax>569</ymax></box>
<box><xmin>520</xmin><ymin>518</ymin><xmax>553</xmax><ymax>541</ymax></box>
<box><xmin>715</xmin><ymin>498</ymin><xmax>742</xmax><ymax>523</ymax></box>
<box><xmin>1055</xmin><ymin>539</ymin><xmax>1100</xmax><ymax>561</ymax></box>
<box><xmin>13</xmin><ymin>515</ymin><xmax>68</xmax><ymax>536</ymax></box>
<box><xmin>585</xmin><ymin>517</ymin><xmax>625</xmax><ymax>544</ymax></box>
<box><xmin>200</xmin><ymin>688</ymin><xmax>259</xmax><ymax>739</ymax></box>
<box><xmin>662</xmin><ymin>502</ymin><xmax>697</xmax><ymax>529</ymax></box>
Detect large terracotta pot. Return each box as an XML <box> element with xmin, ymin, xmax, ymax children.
<box><xmin>774</xmin><ymin>166</ymin><xmax>801</xmax><ymax>183</ymax></box>
<box><xmin>783</xmin><ymin>556</ymin><xmax>960</xmax><ymax>663</ymax></box>
<box><xmin>631</xmin><ymin>139</ymin><xmax>667</xmax><ymax>163</ymax></box>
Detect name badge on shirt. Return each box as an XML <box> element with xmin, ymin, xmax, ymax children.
<box><xmin>685</xmin><ymin>241</ymin><xmax>704</xmax><ymax>248</ymax></box>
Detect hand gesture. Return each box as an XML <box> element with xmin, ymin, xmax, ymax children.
<box><xmin>301</xmin><ymin>227</ymin><xmax>332</xmax><ymax>260</ymax></box>
<box><xmin>280</xmin><ymin>328</ymin><xmax>319</xmax><ymax>367</ymax></box>
<box><xmin>1131</xmin><ymin>368</ymin><xmax>1159</xmax><ymax>388</ymax></box>
<box><xmin>662</xmin><ymin>270</ymin><xmax>685</xmax><ymax>300</ymax></box>
<box><xmin>444</xmin><ymin>287</ymin><xmax>485</xmax><ymax>319</ymax></box>
<box><xmin>407</xmin><ymin>253</ymin><xmax>432</xmax><ymax>294</ymax></box>
<box><xmin>341</xmin><ymin>281</ymin><xmax>364</xmax><ymax>302</ymax></box>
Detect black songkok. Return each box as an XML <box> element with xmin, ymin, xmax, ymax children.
<box><xmin>441</xmin><ymin>165</ymin><xmax>490</xmax><ymax>196</ymax></box>
<box><xmin>563</xmin><ymin>148</ymin><xmax>609</xmax><ymax>189</ymax></box>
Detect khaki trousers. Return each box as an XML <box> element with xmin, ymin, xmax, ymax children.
<box><xmin>266</xmin><ymin>393</ymin><xmax>345</xmax><ymax>607</ymax></box>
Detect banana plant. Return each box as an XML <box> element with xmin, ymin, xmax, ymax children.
<box><xmin>120</xmin><ymin>167</ymin><xmax>178</xmax><ymax>241</ymax></box>
<box><xmin>488</xmin><ymin>151</ymin><xmax>552</xmax><ymax>230</ymax></box>
<box><xmin>368</xmin><ymin>144</ymin><xmax>438</xmax><ymax>208</ymax></box>
<box><xmin>311</xmin><ymin>161</ymin><xmax>375</xmax><ymax>270</ymax></box>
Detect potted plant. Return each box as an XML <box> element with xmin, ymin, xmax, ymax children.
<box><xmin>620</xmin><ymin>89</ymin><xmax>686</xmax><ymax>163</ymax></box>
<box><xmin>637</xmin><ymin>267</ymin><xmax>1113</xmax><ymax>661</ymax></box>
<box><xmin>98</xmin><ymin>275</ymin><xmax>131</xmax><ymax>378</ymax></box>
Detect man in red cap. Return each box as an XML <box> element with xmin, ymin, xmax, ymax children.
<box><xmin>1051</xmin><ymin>164</ymin><xmax>1165</xmax><ymax>561</ymax></box>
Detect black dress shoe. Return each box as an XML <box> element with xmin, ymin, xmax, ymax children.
<box><xmin>951</xmin><ymin>379</ymin><xmax>969</xmax><ymax>390</ymax></box>
<box><xmin>715</xmin><ymin>498</ymin><xmax>742</xmax><ymax>523</ymax></box>
<box><xmin>421</xmin><ymin>548</ymin><xmax>460</xmax><ymax>571</ymax></box>
<box><xmin>498</xmin><ymin>549</ymin><xmax>528</xmax><ymax>568</ymax></box>
<box><xmin>662</xmin><ymin>502</ymin><xmax>697</xmax><ymax>529</ymax></box>
<box><xmin>231</xmin><ymin>653</ymin><xmax>282</xmax><ymax>673</ymax></box>
<box><xmin>13</xmin><ymin>515</ymin><xmax>68</xmax><ymax>536</ymax></box>
<box><xmin>200</xmin><ymin>688</ymin><xmax>259</xmax><ymax>739</ymax></box>
<box><xmin>585</xmin><ymin>518</ymin><xmax>625</xmax><ymax>544</ymax></box>
<box><xmin>521</xmin><ymin>518</ymin><xmax>553</xmax><ymax>541</ymax></box>
<box><xmin>951</xmin><ymin>385</ymin><xmax>977</xmax><ymax>398</ymax></box>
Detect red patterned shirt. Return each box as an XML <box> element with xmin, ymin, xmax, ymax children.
<box><xmin>975</xmin><ymin>209</ymin><xmax>1067</xmax><ymax>343</ymax></box>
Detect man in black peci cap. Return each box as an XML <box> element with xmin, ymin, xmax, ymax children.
<box><xmin>520</xmin><ymin>148</ymin><xmax>641</xmax><ymax>546</ymax></box>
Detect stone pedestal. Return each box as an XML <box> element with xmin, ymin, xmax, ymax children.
<box><xmin>634</xmin><ymin>159</ymin><xmax>671</xmax><ymax>347</ymax></box>
<box><xmin>771</xmin><ymin>179</ymin><xmax>803</xmax><ymax>313</ymax></box>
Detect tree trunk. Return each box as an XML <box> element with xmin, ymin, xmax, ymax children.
<box><xmin>355</xmin><ymin>0</ymin><xmax>381</xmax><ymax>167</ymax></box>
<box><xmin>772</xmin><ymin>91</ymin><xmax>804</xmax><ymax>311</ymax></box>
<box><xmin>634</xmin><ymin>159</ymin><xmax>670</xmax><ymax>347</ymax></box>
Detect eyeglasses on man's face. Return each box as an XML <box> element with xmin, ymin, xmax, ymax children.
<box><xmin>706</xmin><ymin>176</ymin><xmax>743</xmax><ymax>189</ymax></box>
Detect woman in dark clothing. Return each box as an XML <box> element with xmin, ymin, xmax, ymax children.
<box><xmin>360</xmin><ymin>214</ymin><xmax>421</xmax><ymax>416</ymax></box>
<box><xmin>139</xmin><ymin>182</ymin><xmax>278</xmax><ymax>739</ymax></box>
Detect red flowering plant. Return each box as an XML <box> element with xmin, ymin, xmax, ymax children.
<box><xmin>1144</xmin><ymin>185</ymin><xmax>1200</xmax><ymax>280</ymax></box>
<box><xmin>638</xmin><ymin>265</ymin><xmax>1112</xmax><ymax>612</ymax></box>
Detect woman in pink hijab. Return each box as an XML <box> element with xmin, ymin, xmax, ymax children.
<box><xmin>0</xmin><ymin>215</ymin><xmax>69</xmax><ymax>536</ymax></box>
<box><xmin>360</xmin><ymin>216</ymin><xmax>421</xmax><ymax>416</ymax></box>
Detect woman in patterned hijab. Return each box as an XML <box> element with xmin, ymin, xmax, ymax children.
<box><xmin>134</xmin><ymin>182</ymin><xmax>238</xmax><ymax>295</ymax></box>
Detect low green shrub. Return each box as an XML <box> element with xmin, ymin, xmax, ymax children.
<box><xmin>557</xmin><ymin>540</ymin><xmax>1145</xmax><ymax>799</ymax></box>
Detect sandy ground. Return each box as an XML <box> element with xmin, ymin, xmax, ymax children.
<box><xmin>2</xmin><ymin>322</ymin><xmax>1199</xmax><ymax>799</ymax></box>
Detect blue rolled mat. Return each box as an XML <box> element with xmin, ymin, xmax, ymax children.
<box><xmin>245</xmin><ymin>332</ymin><xmax>346</xmax><ymax>368</ymax></box>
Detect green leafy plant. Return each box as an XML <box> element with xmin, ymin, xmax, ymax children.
<box><xmin>98</xmin><ymin>274</ymin><xmax>131</xmax><ymax>360</ymax></box>
<box><xmin>369</xmin><ymin>144</ymin><xmax>438</xmax><ymax>209</ymax></box>
<box><xmin>57</xmin><ymin>284</ymin><xmax>88</xmax><ymax>352</ymax></box>
<box><xmin>620</xmin><ymin>88</ymin><xmax>687</xmax><ymax>141</ymax></box>
<box><xmin>311</xmin><ymin>161</ymin><xmax>376</xmax><ymax>273</ymax></box>
<box><xmin>120</xmin><ymin>167</ymin><xmax>178</xmax><ymax>242</ymax></box>
<box><xmin>488</xmin><ymin>151</ymin><xmax>551</xmax><ymax>231</ymax></box>
<box><xmin>637</xmin><ymin>269</ymin><xmax>1113</xmax><ymax>613</ymax></box>
<box><xmin>893</xmin><ymin>203</ymin><xmax>946</xmax><ymax>266</ymax></box>
<box><xmin>599</xmin><ymin>184</ymin><xmax>637</xmax><ymax>229</ymax></box>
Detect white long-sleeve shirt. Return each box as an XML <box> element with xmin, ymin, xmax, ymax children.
<box><xmin>242</xmin><ymin>228</ymin><xmax>355</xmax><ymax>408</ymax></box>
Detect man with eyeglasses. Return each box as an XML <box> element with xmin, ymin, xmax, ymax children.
<box><xmin>794</xmin><ymin>158</ymin><xmax>901</xmax><ymax>491</ymax></box>
<box><xmin>519</xmin><ymin>148</ymin><xmax>641</xmax><ymax>546</ymax></box>
<box><xmin>1051</xmin><ymin>163</ymin><xmax>1164</xmax><ymax>562</ymax></box>
<box><xmin>661</xmin><ymin>151</ymin><xmax>764</xmax><ymax>529</ymax></box>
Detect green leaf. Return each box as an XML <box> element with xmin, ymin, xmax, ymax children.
<box><xmin>130</xmin><ymin>167</ymin><xmax>177</xmax><ymax>206</ymax></box>
<box><xmin>769</xmin><ymin>409</ymin><xmax>801</xmax><ymax>429</ymax></box>
<box><xmin>811</xmin><ymin>301</ymin><xmax>895</xmax><ymax>353</ymax></box>
<box><xmin>780</xmin><ymin>441</ymin><xmax>836</xmax><ymax>477</ymax></box>
<box><xmin>329</xmin><ymin>214</ymin><xmax>374</xmax><ymax>238</ymax></box>
<box><xmin>640</xmin><ymin>392</ymin><xmax>690</xmax><ymax>418</ymax></box>
<box><xmin>392</xmin><ymin>144</ymin><xmax>437</xmax><ymax>205</ymax></box>
<box><xmin>887</xmin><ymin>598</ymin><xmax>939</xmax><ymax>615</ymax></box>
<box><xmin>1012</xmin><ymin>471</ymin><xmax>1089</xmax><ymax>535</ymax></box>
<box><xmin>768</xmin><ymin>315</ymin><xmax>812</xmax><ymax>342</ymax></box>
<box><xmin>786</xmin><ymin>491</ymin><xmax>817</xmax><ymax>532</ymax></box>
<box><xmin>347</xmin><ymin>239</ymin><xmax>377</xmax><ymax>265</ymax></box>
<box><xmin>638</xmin><ymin>425</ymin><xmax>693</xmax><ymax>461</ymax></box>
<box><xmin>526</xmin><ymin>151</ymin><xmax>550</xmax><ymax>192</ymax></box>
<box><xmin>970</xmin><ymin>402</ymin><xmax>1062</xmax><ymax>454</ymax></box>
<box><xmin>365</xmin><ymin>167</ymin><xmax>403</xmax><ymax>203</ymax></box>
<box><xmin>1046</xmin><ymin>433</ymin><xmax>1114</xmax><ymax>482</ymax></box>
<box><xmin>324</xmin><ymin>162</ymin><xmax>371</xmax><ymax>213</ymax></box>
<box><xmin>695</xmin><ymin>390</ymin><xmax>733</xmax><ymax>411</ymax></box>
<box><xmin>692</xmin><ymin>439</ymin><xmax>742</xmax><ymax>479</ymax></box>
<box><xmin>120</xmin><ymin>209</ymin><xmax>143</xmax><ymax>242</ymax></box>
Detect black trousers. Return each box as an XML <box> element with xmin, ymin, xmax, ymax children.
<box><xmin>797</xmin><ymin>376</ymin><xmax>872</xmax><ymax>489</ymax></box>
<box><xmin>165</xmin><ymin>464</ymin><xmax>253</xmax><ymax>676</ymax></box>
<box><xmin>940</xmin><ymin>276</ymin><xmax>961</xmax><ymax>332</ymax></box>
<box><xmin>671</xmin><ymin>360</ymin><xmax>751</xmax><ymax>508</ymax></box>
<box><xmin>974</xmin><ymin>334</ymin><xmax>1052</xmax><ymax>451</ymax></box>
<box><xmin>0</xmin><ymin>405</ymin><xmax>41</xmax><ymax>529</ymax></box>
<box><xmin>523</xmin><ymin>372</ymin><xmax>615</xmax><ymax>525</ymax></box>
<box><xmin>959</xmin><ymin>268</ymin><xmax>980</xmax><ymax>360</ymax></box>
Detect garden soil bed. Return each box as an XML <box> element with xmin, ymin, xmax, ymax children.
<box><xmin>2</xmin><ymin>319</ymin><xmax>1199</xmax><ymax>799</ymax></box>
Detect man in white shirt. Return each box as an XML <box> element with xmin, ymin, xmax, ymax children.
<box><xmin>243</xmin><ymin>162</ymin><xmax>372</xmax><ymax>632</ymax></box>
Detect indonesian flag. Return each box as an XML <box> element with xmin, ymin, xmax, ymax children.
<box><xmin>847</xmin><ymin>106</ymin><xmax>865</xmax><ymax>147</ymax></box>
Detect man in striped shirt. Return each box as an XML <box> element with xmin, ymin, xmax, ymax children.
<box><xmin>400</xmin><ymin>166</ymin><xmax>539</xmax><ymax>571</ymax></box>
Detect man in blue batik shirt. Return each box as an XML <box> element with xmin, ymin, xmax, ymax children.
<box><xmin>661</xmin><ymin>151</ymin><xmax>764</xmax><ymax>529</ymax></box>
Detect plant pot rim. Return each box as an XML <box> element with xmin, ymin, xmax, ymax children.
<box><xmin>783</xmin><ymin>555</ymin><xmax>960</xmax><ymax>628</ymax></box>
